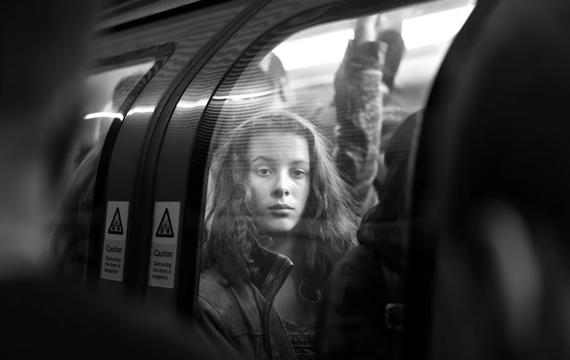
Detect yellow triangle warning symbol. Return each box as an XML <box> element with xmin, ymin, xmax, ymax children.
<box><xmin>156</xmin><ymin>208</ymin><xmax>174</xmax><ymax>238</ymax></box>
<box><xmin>108</xmin><ymin>207</ymin><xmax>124</xmax><ymax>235</ymax></box>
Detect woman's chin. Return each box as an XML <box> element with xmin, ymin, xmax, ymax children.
<box><xmin>258</xmin><ymin>218</ymin><xmax>299</xmax><ymax>235</ymax></box>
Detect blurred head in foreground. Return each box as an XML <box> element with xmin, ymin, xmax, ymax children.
<box><xmin>0</xmin><ymin>0</ymin><xmax>96</xmax><ymax>276</ymax></box>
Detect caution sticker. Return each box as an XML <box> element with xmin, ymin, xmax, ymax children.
<box><xmin>155</xmin><ymin>208</ymin><xmax>175</xmax><ymax>238</ymax></box>
<box><xmin>108</xmin><ymin>208</ymin><xmax>124</xmax><ymax>235</ymax></box>
<box><xmin>148</xmin><ymin>202</ymin><xmax>180</xmax><ymax>288</ymax></box>
<box><xmin>101</xmin><ymin>201</ymin><xmax>129</xmax><ymax>281</ymax></box>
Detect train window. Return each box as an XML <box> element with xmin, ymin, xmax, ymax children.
<box><xmin>197</xmin><ymin>0</ymin><xmax>475</xmax><ymax>358</ymax></box>
<box><xmin>205</xmin><ymin>0</ymin><xmax>475</xmax><ymax>218</ymax></box>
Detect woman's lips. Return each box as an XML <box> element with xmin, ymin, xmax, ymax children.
<box><xmin>268</xmin><ymin>204</ymin><xmax>294</xmax><ymax>216</ymax></box>
<box><xmin>268</xmin><ymin>204</ymin><xmax>294</xmax><ymax>210</ymax></box>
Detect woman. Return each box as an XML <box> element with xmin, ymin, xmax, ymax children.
<box><xmin>197</xmin><ymin>110</ymin><xmax>359</xmax><ymax>360</ymax></box>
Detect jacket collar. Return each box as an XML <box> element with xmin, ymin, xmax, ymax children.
<box><xmin>249</xmin><ymin>247</ymin><xmax>293</xmax><ymax>302</ymax></box>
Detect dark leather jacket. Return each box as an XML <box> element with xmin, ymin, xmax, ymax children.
<box><xmin>196</xmin><ymin>248</ymin><xmax>297</xmax><ymax>360</ymax></box>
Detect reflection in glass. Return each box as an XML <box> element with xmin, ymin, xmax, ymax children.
<box><xmin>50</xmin><ymin>60</ymin><xmax>154</xmax><ymax>281</ymax></box>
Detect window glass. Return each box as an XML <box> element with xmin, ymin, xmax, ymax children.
<box><xmin>198</xmin><ymin>1</ymin><xmax>475</xmax><ymax>358</ymax></box>
<box><xmin>206</xmin><ymin>0</ymin><xmax>475</xmax><ymax>213</ymax></box>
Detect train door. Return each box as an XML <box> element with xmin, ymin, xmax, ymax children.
<box><xmin>53</xmin><ymin>52</ymin><xmax>158</xmax><ymax>282</ymax></box>
<box><xmin>53</xmin><ymin>0</ymin><xmax>265</xmax><ymax>307</ymax></box>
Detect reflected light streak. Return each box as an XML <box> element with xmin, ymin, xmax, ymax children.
<box><xmin>176</xmin><ymin>99</ymin><xmax>209</xmax><ymax>109</ymax></box>
<box><xmin>126</xmin><ymin>106</ymin><xmax>155</xmax><ymax>116</ymax></box>
<box><xmin>84</xmin><ymin>112</ymin><xmax>124</xmax><ymax>121</ymax></box>
<box><xmin>213</xmin><ymin>89</ymin><xmax>277</xmax><ymax>101</ymax></box>
<box><xmin>402</xmin><ymin>5</ymin><xmax>475</xmax><ymax>49</ymax></box>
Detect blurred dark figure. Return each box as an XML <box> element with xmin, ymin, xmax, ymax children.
<box><xmin>0</xmin><ymin>1</ymin><xmax>234</xmax><ymax>358</ymax></box>
<box><xmin>258</xmin><ymin>52</ymin><xmax>293</xmax><ymax>107</ymax></box>
<box><xmin>317</xmin><ymin>111</ymin><xmax>421</xmax><ymax>360</ymax></box>
<box><xmin>413</xmin><ymin>0</ymin><xmax>570</xmax><ymax>359</ymax></box>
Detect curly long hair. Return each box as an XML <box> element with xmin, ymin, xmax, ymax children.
<box><xmin>202</xmin><ymin>110</ymin><xmax>358</xmax><ymax>288</ymax></box>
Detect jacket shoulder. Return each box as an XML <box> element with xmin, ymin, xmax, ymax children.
<box><xmin>197</xmin><ymin>270</ymin><xmax>264</xmax><ymax>336</ymax></box>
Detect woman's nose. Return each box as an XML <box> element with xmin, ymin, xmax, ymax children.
<box><xmin>272</xmin><ymin>173</ymin><xmax>290</xmax><ymax>197</ymax></box>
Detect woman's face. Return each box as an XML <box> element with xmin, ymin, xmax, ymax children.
<box><xmin>247</xmin><ymin>131</ymin><xmax>311</xmax><ymax>235</ymax></box>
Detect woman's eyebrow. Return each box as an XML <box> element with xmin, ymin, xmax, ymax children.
<box><xmin>290</xmin><ymin>160</ymin><xmax>310</xmax><ymax>166</ymax></box>
<box><xmin>251</xmin><ymin>155</ymin><xmax>274</xmax><ymax>163</ymax></box>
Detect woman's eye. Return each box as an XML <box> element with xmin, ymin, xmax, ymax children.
<box><xmin>256</xmin><ymin>168</ymin><xmax>272</xmax><ymax>176</ymax></box>
<box><xmin>290</xmin><ymin>169</ymin><xmax>307</xmax><ymax>178</ymax></box>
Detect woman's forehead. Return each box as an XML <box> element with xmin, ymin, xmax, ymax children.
<box><xmin>246</xmin><ymin>132</ymin><xmax>309</xmax><ymax>161</ymax></box>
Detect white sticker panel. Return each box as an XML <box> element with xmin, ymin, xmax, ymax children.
<box><xmin>148</xmin><ymin>202</ymin><xmax>180</xmax><ymax>288</ymax></box>
<box><xmin>101</xmin><ymin>239</ymin><xmax>126</xmax><ymax>280</ymax></box>
<box><xmin>101</xmin><ymin>201</ymin><xmax>129</xmax><ymax>281</ymax></box>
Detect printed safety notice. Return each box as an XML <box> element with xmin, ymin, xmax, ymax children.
<box><xmin>148</xmin><ymin>202</ymin><xmax>180</xmax><ymax>289</ymax></box>
<box><xmin>101</xmin><ymin>201</ymin><xmax>129</xmax><ymax>281</ymax></box>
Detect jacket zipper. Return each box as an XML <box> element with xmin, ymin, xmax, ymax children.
<box><xmin>275</xmin><ymin>308</ymin><xmax>298</xmax><ymax>360</ymax></box>
<box><xmin>264</xmin><ymin>259</ymin><xmax>295</xmax><ymax>360</ymax></box>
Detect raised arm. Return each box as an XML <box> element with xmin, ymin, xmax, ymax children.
<box><xmin>333</xmin><ymin>16</ymin><xmax>386</xmax><ymax>214</ymax></box>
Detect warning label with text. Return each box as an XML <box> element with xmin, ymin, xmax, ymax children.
<box><xmin>101</xmin><ymin>201</ymin><xmax>129</xmax><ymax>281</ymax></box>
<box><xmin>101</xmin><ymin>239</ymin><xmax>125</xmax><ymax>281</ymax></box>
<box><xmin>148</xmin><ymin>202</ymin><xmax>180</xmax><ymax>288</ymax></box>
<box><xmin>148</xmin><ymin>243</ymin><xmax>177</xmax><ymax>288</ymax></box>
